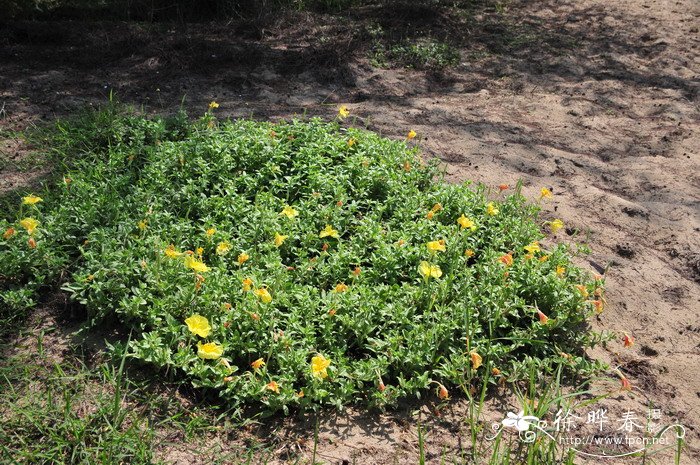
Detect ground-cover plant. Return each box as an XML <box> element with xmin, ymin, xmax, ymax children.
<box><xmin>0</xmin><ymin>104</ymin><xmax>606</xmax><ymax>415</ymax></box>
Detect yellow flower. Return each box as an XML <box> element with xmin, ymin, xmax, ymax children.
<box><xmin>470</xmin><ymin>351</ymin><xmax>483</xmax><ymax>370</ymax></box>
<box><xmin>486</xmin><ymin>203</ymin><xmax>499</xmax><ymax>216</ymax></box>
<box><xmin>216</xmin><ymin>241</ymin><xmax>231</xmax><ymax>256</ymax></box>
<box><xmin>254</xmin><ymin>287</ymin><xmax>272</xmax><ymax>304</ymax></box>
<box><xmin>549</xmin><ymin>219</ymin><xmax>564</xmax><ymax>234</ymax></box>
<box><xmin>338</xmin><ymin>105</ymin><xmax>349</xmax><ymax>119</ymax></box>
<box><xmin>426</xmin><ymin>240</ymin><xmax>446</xmax><ymax>253</ymax></box>
<box><xmin>237</xmin><ymin>252</ymin><xmax>250</xmax><ymax>265</ymax></box>
<box><xmin>418</xmin><ymin>261</ymin><xmax>442</xmax><ymax>280</ymax></box>
<box><xmin>540</xmin><ymin>187</ymin><xmax>552</xmax><ymax>199</ymax></box>
<box><xmin>164</xmin><ymin>244</ymin><xmax>182</xmax><ymax>258</ymax></box>
<box><xmin>431</xmin><ymin>203</ymin><xmax>443</xmax><ymax>212</ymax></box>
<box><xmin>333</xmin><ymin>283</ymin><xmax>348</xmax><ymax>293</ymax></box>
<box><xmin>280</xmin><ymin>205</ymin><xmax>299</xmax><ymax>219</ymax></box>
<box><xmin>19</xmin><ymin>218</ymin><xmax>39</xmax><ymax>235</ymax></box>
<box><xmin>196</xmin><ymin>247</ymin><xmax>204</xmax><ymax>257</ymax></box>
<box><xmin>319</xmin><ymin>225</ymin><xmax>340</xmax><ymax>239</ymax></box>
<box><xmin>539</xmin><ymin>255</ymin><xmax>549</xmax><ymax>262</ymax></box>
<box><xmin>524</xmin><ymin>241</ymin><xmax>541</xmax><ymax>254</ymax></box>
<box><xmin>206</xmin><ymin>227</ymin><xmax>216</xmax><ymax>236</ymax></box>
<box><xmin>274</xmin><ymin>232</ymin><xmax>288</xmax><ymax>247</ymax></box>
<box><xmin>138</xmin><ymin>220</ymin><xmax>147</xmax><ymax>231</ymax></box>
<box><xmin>407</xmin><ymin>129</ymin><xmax>417</xmax><ymax>140</ymax></box>
<box><xmin>251</xmin><ymin>358</ymin><xmax>265</xmax><ymax>370</ymax></box>
<box><xmin>185</xmin><ymin>255</ymin><xmax>210</xmax><ymax>273</ymax></box>
<box><xmin>197</xmin><ymin>341</ymin><xmax>223</xmax><ymax>359</ymax></box>
<box><xmin>311</xmin><ymin>354</ymin><xmax>331</xmax><ymax>379</ymax></box>
<box><xmin>208</xmin><ymin>101</ymin><xmax>219</xmax><ymax>110</ymax></box>
<box><xmin>22</xmin><ymin>195</ymin><xmax>43</xmax><ymax>205</ymax></box>
<box><xmin>348</xmin><ymin>138</ymin><xmax>356</xmax><ymax>147</ymax></box>
<box><xmin>457</xmin><ymin>215</ymin><xmax>476</xmax><ymax>231</ymax></box>
<box><xmin>266</xmin><ymin>380</ymin><xmax>280</xmax><ymax>393</ymax></box>
<box><xmin>242</xmin><ymin>278</ymin><xmax>253</xmax><ymax>291</ymax></box>
<box><xmin>464</xmin><ymin>249</ymin><xmax>475</xmax><ymax>257</ymax></box>
<box><xmin>426</xmin><ymin>211</ymin><xmax>435</xmax><ymax>220</ymax></box>
<box><xmin>185</xmin><ymin>314</ymin><xmax>212</xmax><ymax>338</ymax></box>
<box><xmin>556</xmin><ymin>266</ymin><xmax>566</xmax><ymax>276</ymax></box>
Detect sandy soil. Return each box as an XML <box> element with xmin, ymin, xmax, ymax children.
<box><xmin>1</xmin><ymin>0</ymin><xmax>698</xmax><ymax>463</ymax></box>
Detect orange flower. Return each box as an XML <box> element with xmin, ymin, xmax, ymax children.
<box><xmin>194</xmin><ymin>274</ymin><xmax>205</xmax><ymax>291</ymax></box>
<box><xmin>537</xmin><ymin>309</ymin><xmax>549</xmax><ymax>324</ymax></box>
<box><xmin>491</xmin><ymin>367</ymin><xmax>501</xmax><ymax>376</ymax></box>
<box><xmin>498</xmin><ymin>184</ymin><xmax>509</xmax><ymax>192</ymax></box>
<box><xmin>328</xmin><ymin>308</ymin><xmax>337</xmax><ymax>316</ymax></box>
<box><xmin>3</xmin><ymin>227</ymin><xmax>15</xmax><ymax>239</ymax></box>
<box><xmin>250</xmin><ymin>312</ymin><xmax>260</xmax><ymax>321</ymax></box>
<box><xmin>622</xmin><ymin>333</ymin><xmax>634</xmax><ymax>347</ymax></box>
<box><xmin>242</xmin><ymin>278</ymin><xmax>253</xmax><ymax>292</ymax></box>
<box><xmin>352</xmin><ymin>266</ymin><xmax>361</xmax><ymax>277</ymax></box>
<box><xmin>27</xmin><ymin>237</ymin><xmax>37</xmax><ymax>249</ymax></box>
<box><xmin>407</xmin><ymin>129</ymin><xmax>417</xmax><ymax>140</ymax></box>
<box><xmin>470</xmin><ymin>351</ymin><xmax>482</xmax><ymax>369</ymax></box>
<box><xmin>575</xmin><ymin>285</ymin><xmax>589</xmax><ymax>298</ymax></box>
<box><xmin>620</xmin><ymin>376</ymin><xmax>632</xmax><ymax>391</ymax></box>
<box><xmin>438</xmin><ymin>384</ymin><xmax>449</xmax><ymax>400</ymax></box>
<box><xmin>237</xmin><ymin>252</ymin><xmax>250</xmax><ymax>265</ymax></box>
<box><xmin>498</xmin><ymin>253</ymin><xmax>513</xmax><ymax>266</ymax></box>
<box><xmin>251</xmin><ymin>358</ymin><xmax>265</xmax><ymax>370</ymax></box>
<box><xmin>266</xmin><ymin>381</ymin><xmax>280</xmax><ymax>393</ymax></box>
<box><xmin>378</xmin><ymin>380</ymin><xmax>386</xmax><ymax>392</ymax></box>
<box><xmin>431</xmin><ymin>203</ymin><xmax>443</xmax><ymax>212</ymax></box>
<box><xmin>592</xmin><ymin>299</ymin><xmax>604</xmax><ymax>314</ymax></box>
<box><xmin>426</xmin><ymin>211</ymin><xmax>435</xmax><ymax>220</ymax></box>
<box><xmin>403</xmin><ymin>161</ymin><xmax>411</xmax><ymax>172</ymax></box>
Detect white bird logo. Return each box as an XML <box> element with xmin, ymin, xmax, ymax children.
<box><xmin>501</xmin><ymin>411</ymin><xmax>539</xmax><ymax>432</ymax></box>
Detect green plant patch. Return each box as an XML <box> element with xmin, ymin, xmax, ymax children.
<box><xmin>0</xmin><ymin>106</ymin><xmax>606</xmax><ymax>415</ymax></box>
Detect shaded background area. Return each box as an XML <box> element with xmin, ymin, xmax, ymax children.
<box><xmin>1</xmin><ymin>0</ymin><xmax>699</xmax><ymax>463</ymax></box>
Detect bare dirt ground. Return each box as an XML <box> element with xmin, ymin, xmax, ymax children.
<box><xmin>1</xmin><ymin>0</ymin><xmax>698</xmax><ymax>463</ymax></box>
